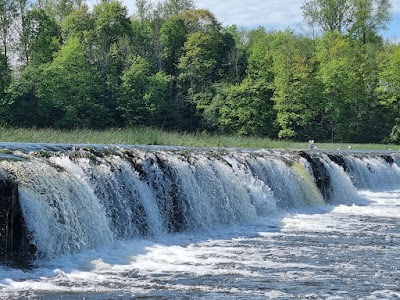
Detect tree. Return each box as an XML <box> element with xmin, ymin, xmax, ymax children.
<box><xmin>162</xmin><ymin>0</ymin><xmax>195</xmax><ymax>18</ymax></box>
<box><xmin>91</xmin><ymin>0</ymin><xmax>131</xmax><ymax>121</ymax></box>
<box><xmin>177</xmin><ymin>29</ymin><xmax>235</xmax><ymax>129</ymax></box>
<box><xmin>178</xmin><ymin>32</ymin><xmax>218</xmax><ymax>94</ymax></box>
<box><xmin>160</xmin><ymin>15</ymin><xmax>187</xmax><ymax>75</ymax></box>
<box><xmin>0</xmin><ymin>51</ymin><xmax>10</xmax><ymax>103</ymax></box>
<box><xmin>348</xmin><ymin>0</ymin><xmax>391</xmax><ymax>43</ymax></box>
<box><xmin>316</xmin><ymin>32</ymin><xmax>372</xmax><ymax>142</ymax></box>
<box><xmin>223</xmin><ymin>25</ymin><xmax>248</xmax><ymax>82</ymax></box>
<box><xmin>179</xmin><ymin>9</ymin><xmax>220</xmax><ymax>33</ymax></box>
<box><xmin>377</xmin><ymin>43</ymin><xmax>400</xmax><ymax>143</ymax></box>
<box><xmin>131</xmin><ymin>0</ymin><xmax>161</xmax><ymax>69</ymax></box>
<box><xmin>60</xmin><ymin>5</ymin><xmax>93</xmax><ymax>40</ymax></box>
<box><xmin>219</xmin><ymin>78</ymin><xmax>276</xmax><ymax>136</ymax></box>
<box><xmin>15</xmin><ymin>0</ymin><xmax>32</xmax><ymax>64</ymax></box>
<box><xmin>143</xmin><ymin>71</ymin><xmax>173</xmax><ymax>126</ymax></box>
<box><xmin>351</xmin><ymin>41</ymin><xmax>391</xmax><ymax>142</ymax></box>
<box><xmin>302</xmin><ymin>0</ymin><xmax>351</xmax><ymax>33</ymax></box>
<box><xmin>92</xmin><ymin>0</ymin><xmax>131</xmax><ymax>54</ymax></box>
<box><xmin>272</xmin><ymin>31</ymin><xmax>326</xmax><ymax>140</ymax></box>
<box><xmin>22</xmin><ymin>8</ymin><xmax>61</xmax><ymax>65</ymax></box>
<box><xmin>302</xmin><ymin>0</ymin><xmax>392</xmax><ymax>43</ymax></box>
<box><xmin>38</xmin><ymin>0</ymin><xmax>83</xmax><ymax>22</ymax></box>
<box><xmin>3</xmin><ymin>65</ymin><xmax>42</xmax><ymax>126</ymax></box>
<box><xmin>35</xmin><ymin>36</ymin><xmax>107</xmax><ymax>128</ymax></box>
<box><xmin>0</xmin><ymin>0</ymin><xmax>18</xmax><ymax>61</ymax></box>
<box><xmin>119</xmin><ymin>56</ymin><xmax>172</xmax><ymax>126</ymax></box>
<box><xmin>219</xmin><ymin>29</ymin><xmax>277</xmax><ymax>137</ymax></box>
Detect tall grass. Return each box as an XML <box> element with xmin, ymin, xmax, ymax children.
<box><xmin>0</xmin><ymin>127</ymin><xmax>397</xmax><ymax>151</ymax></box>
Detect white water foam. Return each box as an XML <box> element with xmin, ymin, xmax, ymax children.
<box><xmin>0</xmin><ymin>189</ymin><xmax>399</xmax><ymax>299</ymax></box>
<box><xmin>1</xmin><ymin>147</ymin><xmax>400</xmax><ymax>299</ymax></box>
<box><xmin>344</xmin><ymin>155</ymin><xmax>400</xmax><ymax>190</ymax></box>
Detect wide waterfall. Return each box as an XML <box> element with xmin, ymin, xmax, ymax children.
<box><xmin>0</xmin><ymin>143</ymin><xmax>399</xmax><ymax>299</ymax></box>
<box><xmin>0</xmin><ymin>143</ymin><xmax>400</xmax><ymax>300</ymax></box>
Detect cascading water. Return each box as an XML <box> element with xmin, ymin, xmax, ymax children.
<box><xmin>340</xmin><ymin>153</ymin><xmax>400</xmax><ymax>190</ymax></box>
<box><xmin>0</xmin><ymin>144</ymin><xmax>399</xmax><ymax>299</ymax></box>
<box><xmin>0</xmin><ymin>145</ymin><xmax>399</xmax><ymax>259</ymax></box>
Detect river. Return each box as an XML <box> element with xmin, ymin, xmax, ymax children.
<box><xmin>0</xmin><ymin>145</ymin><xmax>399</xmax><ymax>299</ymax></box>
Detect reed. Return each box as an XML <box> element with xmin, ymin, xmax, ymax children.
<box><xmin>0</xmin><ymin>127</ymin><xmax>397</xmax><ymax>151</ymax></box>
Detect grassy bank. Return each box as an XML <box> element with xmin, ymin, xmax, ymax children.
<box><xmin>0</xmin><ymin>127</ymin><xmax>397</xmax><ymax>151</ymax></box>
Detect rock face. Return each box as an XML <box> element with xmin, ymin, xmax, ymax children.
<box><xmin>0</xmin><ymin>173</ymin><xmax>34</xmax><ymax>264</ymax></box>
<box><xmin>298</xmin><ymin>151</ymin><xmax>333</xmax><ymax>200</ymax></box>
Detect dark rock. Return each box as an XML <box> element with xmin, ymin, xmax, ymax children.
<box><xmin>299</xmin><ymin>151</ymin><xmax>333</xmax><ymax>201</ymax></box>
<box><xmin>0</xmin><ymin>173</ymin><xmax>35</xmax><ymax>265</ymax></box>
<box><xmin>327</xmin><ymin>154</ymin><xmax>349</xmax><ymax>172</ymax></box>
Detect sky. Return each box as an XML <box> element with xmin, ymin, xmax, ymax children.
<box><xmin>124</xmin><ymin>0</ymin><xmax>400</xmax><ymax>41</ymax></box>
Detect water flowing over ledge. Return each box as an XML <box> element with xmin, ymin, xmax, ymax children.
<box><xmin>0</xmin><ymin>143</ymin><xmax>399</xmax><ymax>265</ymax></box>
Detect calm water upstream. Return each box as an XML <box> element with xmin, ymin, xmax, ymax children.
<box><xmin>0</xmin><ymin>189</ymin><xmax>399</xmax><ymax>299</ymax></box>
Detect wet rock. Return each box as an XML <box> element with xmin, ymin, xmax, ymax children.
<box><xmin>0</xmin><ymin>172</ymin><xmax>35</xmax><ymax>265</ymax></box>
<box><xmin>299</xmin><ymin>151</ymin><xmax>333</xmax><ymax>201</ymax></box>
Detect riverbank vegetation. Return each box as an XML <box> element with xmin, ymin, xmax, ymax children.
<box><xmin>0</xmin><ymin>127</ymin><xmax>396</xmax><ymax>151</ymax></box>
<box><xmin>0</xmin><ymin>0</ymin><xmax>399</xmax><ymax>144</ymax></box>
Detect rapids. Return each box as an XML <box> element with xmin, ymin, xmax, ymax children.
<box><xmin>0</xmin><ymin>143</ymin><xmax>399</xmax><ymax>299</ymax></box>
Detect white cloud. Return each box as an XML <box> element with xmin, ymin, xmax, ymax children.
<box><xmin>393</xmin><ymin>1</ymin><xmax>400</xmax><ymax>13</ymax></box>
<box><xmin>195</xmin><ymin>0</ymin><xmax>303</xmax><ymax>28</ymax></box>
<box><xmin>124</xmin><ymin>0</ymin><xmax>303</xmax><ymax>27</ymax></box>
<box><xmin>120</xmin><ymin>0</ymin><xmax>398</xmax><ymax>36</ymax></box>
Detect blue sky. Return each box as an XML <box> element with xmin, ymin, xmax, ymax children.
<box><xmin>125</xmin><ymin>0</ymin><xmax>400</xmax><ymax>41</ymax></box>
<box><xmin>191</xmin><ymin>0</ymin><xmax>400</xmax><ymax>41</ymax></box>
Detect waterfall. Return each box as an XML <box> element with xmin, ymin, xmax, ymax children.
<box><xmin>0</xmin><ymin>144</ymin><xmax>399</xmax><ymax>261</ymax></box>
<box><xmin>338</xmin><ymin>154</ymin><xmax>400</xmax><ymax>190</ymax></box>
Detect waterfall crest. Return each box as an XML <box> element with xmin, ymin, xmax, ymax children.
<box><xmin>0</xmin><ymin>144</ymin><xmax>399</xmax><ymax>261</ymax></box>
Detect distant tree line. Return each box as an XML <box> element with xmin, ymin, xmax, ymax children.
<box><xmin>0</xmin><ymin>0</ymin><xmax>399</xmax><ymax>143</ymax></box>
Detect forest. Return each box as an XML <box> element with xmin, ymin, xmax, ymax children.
<box><xmin>0</xmin><ymin>0</ymin><xmax>399</xmax><ymax>143</ymax></box>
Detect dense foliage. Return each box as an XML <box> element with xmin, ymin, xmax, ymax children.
<box><xmin>0</xmin><ymin>0</ymin><xmax>399</xmax><ymax>143</ymax></box>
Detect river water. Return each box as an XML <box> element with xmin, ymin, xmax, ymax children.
<box><xmin>0</xmin><ymin>189</ymin><xmax>399</xmax><ymax>299</ymax></box>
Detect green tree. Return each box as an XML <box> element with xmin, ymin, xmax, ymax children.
<box><xmin>352</xmin><ymin>42</ymin><xmax>391</xmax><ymax>142</ymax></box>
<box><xmin>0</xmin><ymin>0</ymin><xmax>18</xmax><ymax>60</ymax></box>
<box><xmin>179</xmin><ymin>9</ymin><xmax>220</xmax><ymax>33</ymax></box>
<box><xmin>91</xmin><ymin>0</ymin><xmax>131</xmax><ymax>124</ymax></box>
<box><xmin>316</xmin><ymin>32</ymin><xmax>375</xmax><ymax>142</ymax></box>
<box><xmin>272</xmin><ymin>31</ymin><xmax>326</xmax><ymax>140</ymax></box>
<box><xmin>377</xmin><ymin>43</ymin><xmax>400</xmax><ymax>143</ymax></box>
<box><xmin>219</xmin><ymin>29</ymin><xmax>277</xmax><ymax>137</ymax></box>
<box><xmin>15</xmin><ymin>0</ymin><xmax>32</xmax><ymax>64</ymax></box>
<box><xmin>3</xmin><ymin>65</ymin><xmax>42</xmax><ymax>126</ymax></box>
<box><xmin>0</xmin><ymin>52</ymin><xmax>10</xmax><ymax>120</ymax></box>
<box><xmin>38</xmin><ymin>0</ymin><xmax>83</xmax><ymax>22</ymax></box>
<box><xmin>119</xmin><ymin>56</ymin><xmax>172</xmax><ymax>126</ymax></box>
<box><xmin>60</xmin><ymin>4</ymin><xmax>93</xmax><ymax>40</ymax></box>
<box><xmin>0</xmin><ymin>52</ymin><xmax>9</xmax><ymax>93</ymax></box>
<box><xmin>131</xmin><ymin>0</ymin><xmax>165</xmax><ymax>71</ymax></box>
<box><xmin>348</xmin><ymin>0</ymin><xmax>392</xmax><ymax>44</ymax></box>
<box><xmin>131</xmin><ymin>0</ymin><xmax>153</xmax><ymax>59</ymax></box>
<box><xmin>178</xmin><ymin>31</ymin><xmax>221</xmax><ymax>94</ymax></box>
<box><xmin>223</xmin><ymin>25</ymin><xmax>248</xmax><ymax>82</ymax></box>
<box><xmin>35</xmin><ymin>36</ymin><xmax>107</xmax><ymax>128</ymax></box>
<box><xmin>219</xmin><ymin>78</ymin><xmax>276</xmax><ymax>136</ymax></box>
<box><xmin>144</xmin><ymin>71</ymin><xmax>173</xmax><ymax>126</ymax></box>
<box><xmin>302</xmin><ymin>0</ymin><xmax>351</xmax><ymax>33</ymax></box>
<box><xmin>302</xmin><ymin>0</ymin><xmax>392</xmax><ymax>43</ymax></box>
<box><xmin>92</xmin><ymin>0</ymin><xmax>131</xmax><ymax>56</ymax></box>
<box><xmin>160</xmin><ymin>15</ymin><xmax>187</xmax><ymax>75</ymax></box>
<box><xmin>177</xmin><ymin>28</ymin><xmax>235</xmax><ymax>129</ymax></box>
<box><xmin>162</xmin><ymin>0</ymin><xmax>195</xmax><ymax>18</ymax></box>
<box><xmin>22</xmin><ymin>8</ymin><xmax>61</xmax><ymax>65</ymax></box>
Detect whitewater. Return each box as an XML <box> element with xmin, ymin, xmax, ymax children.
<box><xmin>0</xmin><ymin>144</ymin><xmax>399</xmax><ymax>299</ymax></box>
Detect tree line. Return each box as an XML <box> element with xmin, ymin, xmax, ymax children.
<box><xmin>0</xmin><ymin>0</ymin><xmax>399</xmax><ymax>143</ymax></box>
